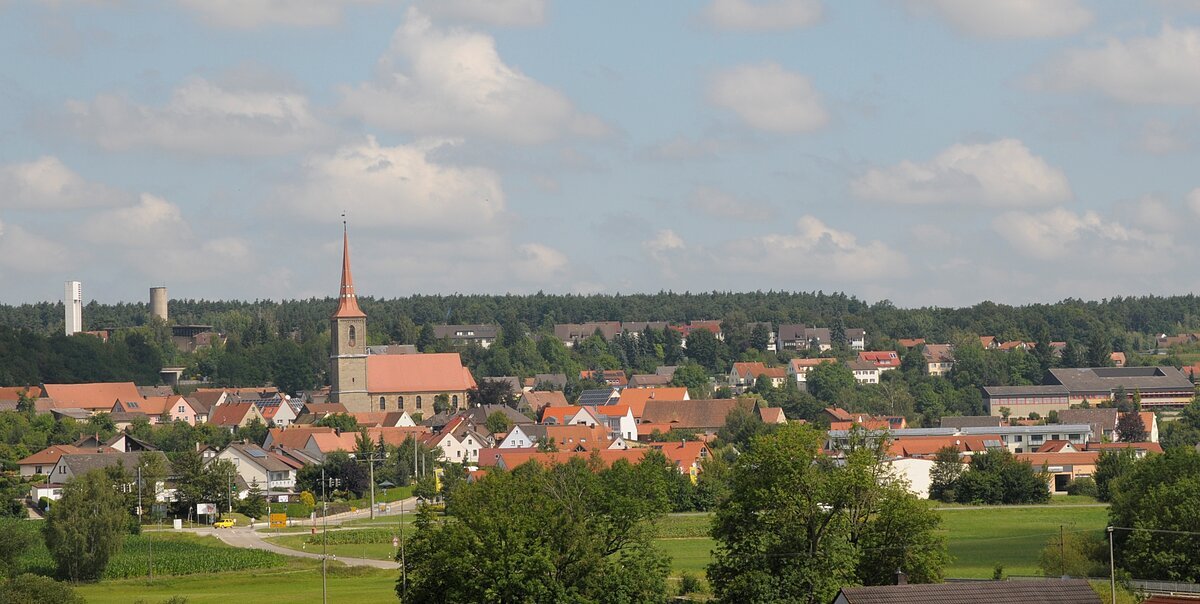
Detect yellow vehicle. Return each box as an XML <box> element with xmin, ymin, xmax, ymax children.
<box><xmin>212</xmin><ymin>519</ymin><xmax>235</xmax><ymax>529</ymax></box>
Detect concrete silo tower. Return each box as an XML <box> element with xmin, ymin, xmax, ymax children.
<box><xmin>150</xmin><ymin>286</ymin><xmax>168</xmax><ymax>322</ymax></box>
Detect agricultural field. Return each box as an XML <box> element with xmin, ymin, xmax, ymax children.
<box><xmin>75</xmin><ymin>559</ymin><xmax>398</xmax><ymax>604</ymax></box>
<box><xmin>12</xmin><ymin>523</ymin><xmax>287</xmax><ymax>580</ymax></box>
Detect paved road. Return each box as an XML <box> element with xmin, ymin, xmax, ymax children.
<box><xmin>207</xmin><ymin>525</ymin><xmax>400</xmax><ymax>569</ymax></box>
<box><xmin>177</xmin><ymin>496</ymin><xmax>421</xmax><ymax>569</ymax></box>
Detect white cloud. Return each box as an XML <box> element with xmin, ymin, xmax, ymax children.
<box><xmin>644</xmin><ymin>229</ymin><xmax>685</xmax><ymax>257</ymax></box>
<box><xmin>415</xmin><ymin>0</ymin><xmax>547</xmax><ymax>27</ymax></box>
<box><xmin>904</xmin><ymin>0</ymin><xmax>1091</xmax><ymax>38</ymax></box>
<box><xmin>702</xmin><ymin>0</ymin><xmax>822</xmax><ymax>31</ymax></box>
<box><xmin>0</xmin><ymin>219</ymin><xmax>70</xmax><ymax>273</ymax></box>
<box><xmin>339</xmin><ymin>9</ymin><xmax>606</xmax><ymax>145</ymax></box>
<box><xmin>176</xmin><ymin>0</ymin><xmax>379</xmax><ymax>29</ymax></box>
<box><xmin>991</xmin><ymin>208</ymin><xmax>1155</xmax><ymax>260</ymax></box>
<box><xmin>851</xmin><ymin>139</ymin><xmax>1072</xmax><ymax>206</ymax></box>
<box><xmin>514</xmin><ymin>243</ymin><xmax>568</xmax><ymax>277</ymax></box>
<box><xmin>81</xmin><ymin>194</ymin><xmax>255</xmax><ymax>281</ymax></box>
<box><xmin>716</xmin><ymin>216</ymin><xmax>905</xmax><ymax>280</ymax></box>
<box><xmin>708</xmin><ymin>63</ymin><xmax>828</xmax><ymax>133</ymax></box>
<box><xmin>1187</xmin><ymin>188</ymin><xmax>1200</xmax><ymax>218</ymax></box>
<box><xmin>0</xmin><ymin>156</ymin><xmax>125</xmax><ymax>209</ymax></box>
<box><xmin>1137</xmin><ymin>118</ymin><xmax>1193</xmax><ymax>155</ymax></box>
<box><xmin>279</xmin><ymin>136</ymin><xmax>504</xmax><ymax>232</ymax></box>
<box><xmin>687</xmin><ymin>186</ymin><xmax>776</xmax><ymax>221</ymax></box>
<box><xmin>65</xmin><ymin>77</ymin><xmax>330</xmax><ymax>156</ymax></box>
<box><xmin>1033</xmin><ymin>25</ymin><xmax>1200</xmax><ymax>104</ymax></box>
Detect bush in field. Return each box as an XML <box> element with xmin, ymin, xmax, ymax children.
<box><xmin>0</xmin><ymin>574</ymin><xmax>86</xmax><ymax>604</ymax></box>
<box><xmin>1065</xmin><ymin>477</ymin><xmax>1098</xmax><ymax>498</ymax></box>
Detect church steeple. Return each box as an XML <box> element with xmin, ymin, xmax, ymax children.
<box><xmin>329</xmin><ymin>222</ymin><xmax>369</xmax><ymax>410</ymax></box>
<box><xmin>331</xmin><ymin>223</ymin><xmax>366</xmax><ymax>319</ymax></box>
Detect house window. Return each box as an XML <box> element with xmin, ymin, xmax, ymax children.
<box><xmin>416</xmin><ymin>396</ymin><xmax>422</xmax><ymax>409</ymax></box>
<box><xmin>178</xmin><ymin>405</ymin><xmax>185</xmax><ymax>414</ymax></box>
<box><xmin>452</xmin><ymin>395</ymin><xmax>458</xmax><ymax>408</ymax></box>
<box><xmin>379</xmin><ymin>396</ymin><xmax>386</xmax><ymax>410</ymax></box>
<box><xmin>35</xmin><ymin>466</ymin><xmax>42</xmax><ymax>474</ymax></box>
<box><xmin>348</xmin><ymin>325</ymin><xmax>357</xmax><ymax>347</ymax></box>
<box><xmin>398</xmin><ymin>396</ymin><xmax>404</xmax><ymax>409</ymax></box>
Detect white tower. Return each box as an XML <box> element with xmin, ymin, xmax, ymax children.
<box><xmin>64</xmin><ymin>281</ymin><xmax>82</xmax><ymax>335</ymax></box>
<box><xmin>150</xmin><ymin>286</ymin><xmax>168</xmax><ymax>322</ymax></box>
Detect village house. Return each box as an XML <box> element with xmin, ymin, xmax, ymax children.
<box><xmin>209</xmin><ymin>402</ymin><xmax>267</xmax><ymax>431</ymax></box>
<box><xmin>846</xmin><ymin>359</ymin><xmax>880</xmax><ymax>385</ymax></box>
<box><xmin>215</xmin><ymin>442</ymin><xmax>301</xmax><ymax>497</ymax></box>
<box><xmin>922</xmin><ymin>344</ymin><xmax>955</xmax><ymax>376</ymax></box>
<box><xmin>832</xmin><ymin>578</ymin><xmax>1101</xmax><ymax>604</ymax></box>
<box><xmin>788</xmin><ymin>357</ymin><xmax>836</xmax><ymax>388</ymax></box>
<box><xmin>858</xmin><ymin>350</ymin><xmax>901</xmax><ymax>371</ymax></box>
<box><xmin>432</xmin><ymin>324</ymin><xmax>499</xmax><ymax>348</ymax></box>
<box><xmin>639</xmin><ymin>398</ymin><xmax>753</xmax><ymax>439</ymax></box>
<box><xmin>615</xmin><ymin>387</ymin><xmax>690</xmax><ymax>421</ymax></box>
<box><xmin>41</xmin><ymin>382</ymin><xmax>145</xmax><ymax>413</ymax></box>
<box><xmin>728</xmin><ymin>362</ymin><xmax>788</xmax><ymax>391</ymax></box>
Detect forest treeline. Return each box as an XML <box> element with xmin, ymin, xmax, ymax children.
<box><xmin>6</xmin><ymin>291</ymin><xmax>1200</xmax><ymax>346</ymax></box>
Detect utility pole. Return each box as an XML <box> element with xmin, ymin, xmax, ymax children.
<box><xmin>1107</xmin><ymin>526</ymin><xmax>1116</xmax><ymax>604</ymax></box>
<box><xmin>399</xmin><ymin>495</ymin><xmax>407</xmax><ymax>598</ymax></box>
<box><xmin>138</xmin><ymin>466</ymin><xmax>152</xmax><ymax>581</ymax></box>
<box><xmin>1059</xmin><ymin>525</ymin><xmax>1065</xmax><ymax>578</ymax></box>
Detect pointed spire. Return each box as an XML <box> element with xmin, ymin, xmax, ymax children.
<box><xmin>332</xmin><ymin>222</ymin><xmax>366</xmax><ymax>319</ymax></box>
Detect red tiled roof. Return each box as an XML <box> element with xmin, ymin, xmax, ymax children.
<box><xmin>18</xmin><ymin>445</ymin><xmax>84</xmax><ymax>466</ymax></box>
<box><xmin>0</xmin><ymin>386</ymin><xmax>38</xmax><ymax>401</ymax></box>
<box><xmin>897</xmin><ymin>338</ymin><xmax>925</xmax><ymax>348</ymax></box>
<box><xmin>268</xmin><ymin>426</ymin><xmax>335</xmax><ymax>449</ymax></box>
<box><xmin>648</xmin><ymin>441</ymin><xmax>709</xmax><ymax>469</ymax></box>
<box><xmin>209</xmin><ymin>403</ymin><xmax>259</xmax><ymax>426</ymax></box>
<box><xmin>478</xmin><ymin>448</ymin><xmax>647</xmax><ymax>470</ymax></box>
<box><xmin>1086</xmin><ymin>441</ymin><xmax>1163</xmax><ymax>454</ymax></box>
<box><xmin>540</xmin><ymin>405</ymin><xmax>582</xmax><ymax>424</ymax></box>
<box><xmin>1016</xmin><ymin>451</ymin><xmax>1100</xmax><ymax>466</ymax></box>
<box><xmin>618</xmin><ymin>387</ymin><xmax>688</xmax><ymax>419</ymax></box>
<box><xmin>42</xmin><ymin>382</ymin><xmax>143</xmax><ymax>410</ymax></box>
<box><xmin>858</xmin><ymin>351</ymin><xmax>901</xmax><ymax>368</ymax></box>
<box><xmin>366</xmin><ymin>353</ymin><xmax>476</xmax><ymax>393</ymax></box>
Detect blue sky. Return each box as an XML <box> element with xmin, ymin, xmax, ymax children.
<box><xmin>2</xmin><ymin>0</ymin><xmax>1199</xmax><ymax>308</ymax></box>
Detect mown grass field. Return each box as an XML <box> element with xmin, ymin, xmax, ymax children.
<box><xmin>262</xmin><ymin>505</ymin><xmax>1109</xmax><ymax>579</ymax></box>
<box><xmin>938</xmin><ymin>504</ymin><xmax>1109</xmax><ymax>578</ymax></box>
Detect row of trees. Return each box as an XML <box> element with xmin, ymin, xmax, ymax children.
<box><xmin>7</xmin><ymin>291</ymin><xmax>1200</xmax><ymax>346</ymax></box>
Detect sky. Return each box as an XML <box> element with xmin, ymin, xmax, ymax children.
<box><xmin>2</xmin><ymin>1</ymin><xmax>1200</xmax><ymax>308</ymax></box>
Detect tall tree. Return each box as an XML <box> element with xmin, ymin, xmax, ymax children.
<box><xmin>1108</xmin><ymin>448</ymin><xmax>1200</xmax><ymax>582</ymax></box>
<box><xmin>42</xmin><ymin>469</ymin><xmax>130</xmax><ymax>582</ymax></box>
<box><xmin>398</xmin><ymin>455</ymin><xmax>671</xmax><ymax>603</ymax></box>
<box><xmin>708</xmin><ymin>424</ymin><xmax>948</xmax><ymax>604</ymax></box>
<box><xmin>1116</xmin><ymin>412</ymin><xmax>1147</xmax><ymax>442</ymax></box>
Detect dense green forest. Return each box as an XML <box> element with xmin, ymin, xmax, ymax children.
<box><xmin>2</xmin><ymin>291</ymin><xmax>1198</xmax><ymax>423</ymax></box>
<box><xmin>5</xmin><ymin>291</ymin><xmax>1200</xmax><ymax>345</ymax></box>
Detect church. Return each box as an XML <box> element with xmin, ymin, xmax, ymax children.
<box><xmin>328</xmin><ymin>227</ymin><xmax>477</xmax><ymax>416</ymax></box>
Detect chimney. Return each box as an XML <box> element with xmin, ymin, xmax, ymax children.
<box><xmin>894</xmin><ymin>570</ymin><xmax>907</xmax><ymax>585</ymax></box>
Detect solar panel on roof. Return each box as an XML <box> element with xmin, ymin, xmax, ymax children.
<box><xmin>248</xmin><ymin>449</ymin><xmax>267</xmax><ymax>458</ymax></box>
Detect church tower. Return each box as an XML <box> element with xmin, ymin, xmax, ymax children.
<box><xmin>329</xmin><ymin>225</ymin><xmax>370</xmax><ymax>410</ymax></box>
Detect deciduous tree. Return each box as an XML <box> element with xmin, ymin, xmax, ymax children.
<box><xmin>42</xmin><ymin>469</ymin><xmax>130</xmax><ymax>582</ymax></box>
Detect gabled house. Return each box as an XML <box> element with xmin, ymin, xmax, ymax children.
<box><xmin>48</xmin><ymin>451</ymin><xmax>169</xmax><ymax>487</ymax></box>
<box><xmin>615</xmin><ymin>387</ymin><xmax>690</xmax><ymax>421</ymax></box>
<box><xmin>580</xmin><ymin>370</ymin><xmax>628</xmax><ymax>387</ymax></box>
<box><xmin>255</xmin><ymin>399</ymin><xmax>298</xmax><ymax>427</ymax></box>
<box><xmin>518</xmin><ymin>390</ymin><xmax>569</xmax><ymax>415</ymax></box>
<box><xmin>209</xmin><ymin>402</ymin><xmax>267</xmax><ymax>431</ymax></box>
<box><xmin>585</xmin><ymin>405</ymin><xmax>638</xmax><ymax>441</ymax></box>
<box><xmin>112</xmin><ymin>395</ymin><xmax>199</xmax><ymax>425</ymax></box>
<box><xmin>788</xmin><ymin>358</ymin><xmax>835</xmax><ymax>387</ymax></box>
<box><xmin>728</xmin><ymin>362</ymin><xmax>787</xmax><ymax>391</ymax></box>
<box><xmin>424</xmin><ymin>431</ymin><xmax>466</xmax><ymax>464</ymax></box>
<box><xmin>216</xmin><ymin>442</ymin><xmax>299</xmax><ymax>495</ymax></box>
<box><xmin>498</xmin><ymin>424</ymin><xmax>626</xmax><ymax>451</ymax></box>
<box><xmin>649</xmin><ymin>440</ymin><xmax>710</xmax><ymax>477</ymax></box>
<box><xmin>18</xmin><ymin>445</ymin><xmax>84</xmax><ymax>477</ymax></box>
<box><xmin>922</xmin><ymin>344</ymin><xmax>955</xmax><ymax>376</ymax></box>
<box><xmin>846</xmin><ymin>360</ymin><xmax>880</xmax><ymax>385</ymax></box>
<box><xmin>576</xmin><ymin>388</ymin><xmax>620</xmax><ymax>406</ymax></box>
<box><xmin>628</xmin><ymin>373</ymin><xmax>673</xmax><ymax>388</ymax></box>
<box><xmin>758</xmin><ymin>407</ymin><xmax>787</xmax><ymax>424</ymax></box>
<box><xmin>639</xmin><ymin>399</ymin><xmax>753</xmax><ymax>438</ymax></box>
<box><xmin>41</xmin><ymin>382</ymin><xmax>145</xmax><ymax>412</ymax></box>
<box><xmin>858</xmin><ymin>351</ymin><xmax>901</xmax><ymax>371</ymax></box>
<box><xmin>432</xmin><ymin>324</ymin><xmax>499</xmax><ymax>349</ymax></box>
